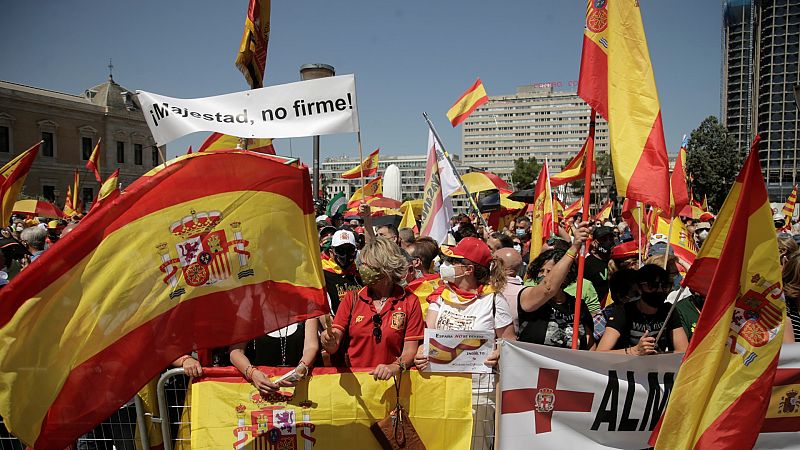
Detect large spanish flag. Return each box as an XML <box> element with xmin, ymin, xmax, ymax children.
<box><xmin>651</xmin><ymin>137</ymin><xmax>786</xmax><ymax>449</ymax></box>
<box><xmin>341</xmin><ymin>148</ymin><xmax>380</xmax><ymax>179</ymax></box>
<box><xmin>669</xmin><ymin>136</ymin><xmax>690</xmax><ymax>216</ymax></box>
<box><xmin>0</xmin><ymin>142</ymin><xmax>40</xmax><ymax>225</ymax></box>
<box><xmin>85</xmin><ymin>137</ymin><xmax>102</xmax><ymax>182</ymax></box>
<box><xmin>197</xmin><ymin>132</ymin><xmax>275</xmax><ymax>154</ymax></box>
<box><xmin>189</xmin><ymin>367</ymin><xmax>472</xmax><ymax>450</ymax></box>
<box><xmin>235</xmin><ymin>0</ymin><xmax>270</xmax><ymax>89</ymax></box>
<box><xmin>446</xmin><ymin>78</ymin><xmax>489</xmax><ymax>127</ymax></box>
<box><xmin>530</xmin><ymin>164</ymin><xmax>554</xmax><ymax>259</ymax></box>
<box><xmin>550</xmin><ymin>127</ymin><xmax>596</xmax><ymax>187</ymax></box>
<box><xmin>782</xmin><ymin>184</ymin><xmax>797</xmax><ymax>219</ymax></box>
<box><xmin>0</xmin><ymin>150</ymin><xmax>327</xmax><ymax>450</ymax></box>
<box><xmin>578</xmin><ymin>0</ymin><xmax>670</xmax><ymax>210</ymax></box>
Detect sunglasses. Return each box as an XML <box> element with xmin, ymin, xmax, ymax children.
<box><xmin>333</xmin><ymin>246</ymin><xmax>356</xmax><ymax>257</ymax></box>
<box><xmin>372</xmin><ymin>314</ymin><xmax>382</xmax><ymax>342</ymax></box>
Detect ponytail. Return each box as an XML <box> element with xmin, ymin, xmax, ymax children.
<box><xmin>468</xmin><ymin>256</ymin><xmax>507</xmax><ymax>292</ymax></box>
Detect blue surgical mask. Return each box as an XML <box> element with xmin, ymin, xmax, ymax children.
<box><xmin>515</xmin><ymin>228</ymin><xmax>526</xmax><ymax>237</ymax></box>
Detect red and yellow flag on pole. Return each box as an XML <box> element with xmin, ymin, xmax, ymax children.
<box><xmin>702</xmin><ymin>194</ymin><xmax>710</xmax><ymax>212</ymax></box>
<box><xmin>72</xmin><ymin>169</ymin><xmax>82</xmax><ymax>214</ymax></box>
<box><xmin>0</xmin><ymin>142</ymin><xmax>40</xmax><ymax>225</ymax></box>
<box><xmin>621</xmin><ymin>198</ymin><xmax>649</xmax><ymax>240</ymax></box>
<box><xmin>562</xmin><ymin>197</ymin><xmax>584</xmax><ymax>221</ymax></box>
<box><xmin>578</xmin><ymin>0</ymin><xmax>670</xmax><ymax>210</ymax></box>
<box><xmin>654</xmin><ymin>215</ymin><xmax>698</xmax><ymax>270</ymax></box>
<box><xmin>0</xmin><ymin>150</ymin><xmax>327</xmax><ymax>450</ymax></box>
<box><xmin>63</xmin><ymin>185</ymin><xmax>77</xmax><ymax>218</ymax></box>
<box><xmin>530</xmin><ymin>164</ymin><xmax>553</xmax><ymax>259</ymax></box>
<box><xmin>235</xmin><ymin>0</ymin><xmax>270</xmax><ymax>89</ymax></box>
<box><xmin>781</xmin><ymin>184</ymin><xmax>797</xmax><ymax>219</ymax></box>
<box><xmin>197</xmin><ymin>132</ymin><xmax>275</xmax><ymax>155</ymax></box>
<box><xmin>669</xmin><ymin>136</ymin><xmax>690</xmax><ymax>217</ymax></box>
<box><xmin>341</xmin><ymin>148</ymin><xmax>380</xmax><ymax>179</ymax></box>
<box><xmin>85</xmin><ymin>138</ymin><xmax>102</xmax><ymax>182</ymax></box>
<box><xmin>446</xmin><ymin>78</ymin><xmax>489</xmax><ymax>127</ymax></box>
<box><xmin>550</xmin><ymin>131</ymin><xmax>596</xmax><ymax>187</ymax></box>
<box><xmin>88</xmin><ymin>169</ymin><xmax>120</xmax><ymax>214</ymax></box>
<box><xmin>593</xmin><ymin>199</ymin><xmax>613</xmax><ymax>222</ymax></box>
<box><xmin>651</xmin><ymin>136</ymin><xmax>786</xmax><ymax>449</ymax></box>
<box><xmin>348</xmin><ymin>176</ymin><xmax>382</xmax><ymax>205</ymax></box>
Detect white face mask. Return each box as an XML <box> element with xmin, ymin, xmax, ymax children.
<box><xmin>513</xmin><ymin>244</ymin><xmax>522</xmax><ymax>253</ymax></box>
<box><xmin>698</xmin><ymin>230</ymin><xmax>709</xmax><ymax>241</ymax></box>
<box><xmin>439</xmin><ymin>262</ymin><xmax>462</xmax><ymax>283</ymax></box>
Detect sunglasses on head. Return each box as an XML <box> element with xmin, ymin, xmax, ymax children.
<box><xmin>372</xmin><ymin>314</ymin><xmax>382</xmax><ymax>342</ymax></box>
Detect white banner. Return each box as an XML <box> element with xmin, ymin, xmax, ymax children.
<box><xmin>136</xmin><ymin>75</ymin><xmax>359</xmax><ymax>146</ymax></box>
<box><xmin>498</xmin><ymin>341</ymin><xmax>800</xmax><ymax>450</ymax></box>
<box><xmin>424</xmin><ymin>329</ymin><xmax>494</xmax><ymax>374</ymax></box>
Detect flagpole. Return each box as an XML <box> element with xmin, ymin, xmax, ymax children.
<box><xmin>571</xmin><ymin>111</ymin><xmax>595</xmax><ymax>350</ymax></box>
<box><xmin>654</xmin><ymin>285</ymin><xmax>687</xmax><ymax>348</ymax></box>
<box><xmin>638</xmin><ymin>206</ymin><xmax>643</xmax><ymax>267</ymax></box>
<box><xmin>357</xmin><ymin>131</ymin><xmax>366</xmax><ymax>195</ymax></box>
<box><xmin>663</xmin><ymin>211</ymin><xmax>674</xmax><ymax>270</ymax></box>
<box><xmin>545</xmin><ymin>158</ymin><xmax>556</xmax><ymax>237</ymax></box>
<box><xmin>422</xmin><ymin>112</ymin><xmax>489</xmax><ymax>229</ymax></box>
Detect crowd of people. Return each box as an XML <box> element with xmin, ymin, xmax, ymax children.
<box><xmin>3</xmin><ymin>203</ymin><xmax>800</xmax><ymax>448</ymax></box>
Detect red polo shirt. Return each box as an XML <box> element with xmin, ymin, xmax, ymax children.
<box><xmin>332</xmin><ymin>285</ymin><xmax>425</xmax><ymax>368</ymax></box>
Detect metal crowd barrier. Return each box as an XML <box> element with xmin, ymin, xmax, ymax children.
<box><xmin>0</xmin><ymin>397</ymin><xmax>150</xmax><ymax>450</ymax></box>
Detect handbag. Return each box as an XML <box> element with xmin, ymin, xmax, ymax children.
<box><xmin>370</xmin><ymin>374</ymin><xmax>426</xmax><ymax>450</ymax></box>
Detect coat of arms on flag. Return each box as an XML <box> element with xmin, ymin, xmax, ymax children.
<box><xmin>156</xmin><ymin>209</ymin><xmax>252</xmax><ymax>298</ymax></box>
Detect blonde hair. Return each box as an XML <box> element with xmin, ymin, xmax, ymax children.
<box><xmin>358</xmin><ymin>237</ymin><xmax>409</xmax><ymax>284</ymax></box>
<box><xmin>778</xmin><ymin>235</ymin><xmax>799</xmax><ymax>258</ymax></box>
<box><xmin>465</xmin><ymin>255</ymin><xmax>507</xmax><ymax>292</ymax></box>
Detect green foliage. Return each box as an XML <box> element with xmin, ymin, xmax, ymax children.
<box><xmin>511</xmin><ymin>157</ymin><xmax>542</xmax><ymax>190</ymax></box>
<box><xmin>685</xmin><ymin>116</ymin><xmax>743</xmax><ymax>211</ymax></box>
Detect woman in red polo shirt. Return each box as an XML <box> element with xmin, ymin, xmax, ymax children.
<box><xmin>320</xmin><ymin>237</ymin><xmax>425</xmax><ymax>380</ymax></box>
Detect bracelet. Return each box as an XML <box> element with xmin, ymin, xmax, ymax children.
<box><xmin>176</xmin><ymin>355</ymin><xmax>191</xmax><ymax>366</ymax></box>
<box><xmin>244</xmin><ymin>365</ymin><xmax>255</xmax><ymax>381</ymax></box>
<box><xmin>565</xmin><ymin>249</ymin><xmax>578</xmax><ymax>260</ymax></box>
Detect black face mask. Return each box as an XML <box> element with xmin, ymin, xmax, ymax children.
<box><xmin>641</xmin><ymin>291</ymin><xmax>667</xmax><ymax>308</ymax></box>
<box><xmin>334</xmin><ymin>254</ymin><xmax>355</xmax><ymax>269</ymax></box>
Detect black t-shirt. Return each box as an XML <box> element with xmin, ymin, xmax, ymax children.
<box><xmin>517</xmin><ymin>288</ymin><xmax>594</xmax><ymax>350</ymax></box>
<box><xmin>584</xmin><ymin>254</ymin><xmax>610</xmax><ymax>301</ymax></box>
<box><xmin>605</xmin><ymin>301</ymin><xmax>681</xmax><ymax>351</ymax></box>
<box><xmin>323</xmin><ymin>270</ymin><xmax>361</xmax><ymax>314</ymax></box>
<box><xmin>245</xmin><ymin>322</ymin><xmax>306</xmax><ymax>367</ymax></box>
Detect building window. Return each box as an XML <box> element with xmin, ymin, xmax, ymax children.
<box><xmin>82</xmin><ymin>137</ymin><xmax>93</xmax><ymax>160</ymax></box>
<box><xmin>134</xmin><ymin>144</ymin><xmax>143</xmax><ymax>165</ymax></box>
<box><xmin>82</xmin><ymin>188</ymin><xmax>94</xmax><ymax>208</ymax></box>
<box><xmin>116</xmin><ymin>141</ymin><xmax>125</xmax><ymax>163</ymax></box>
<box><xmin>152</xmin><ymin>147</ymin><xmax>159</xmax><ymax>166</ymax></box>
<box><xmin>42</xmin><ymin>132</ymin><xmax>54</xmax><ymax>157</ymax></box>
<box><xmin>0</xmin><ymin>126</ymin><xmax>8</xmax><ymax>153</ymax></box>
<box><xmin>42</xmin><ymin>185</ymin><xmax>56</xmax><ymax>203</ymax></box>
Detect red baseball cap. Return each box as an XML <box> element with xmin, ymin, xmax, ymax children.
<box><xmin>441</xmin><ymin>237</ymin><xmax>492</xmax><ymax>268</ymax></box>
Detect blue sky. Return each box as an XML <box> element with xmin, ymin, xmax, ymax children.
<box><xmin>0</xmin><ymin>0</ymin><xmax>722</xmax><ymax>162</ymax></box>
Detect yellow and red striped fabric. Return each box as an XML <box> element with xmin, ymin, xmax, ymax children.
<box><xmin>550</xmin><ymin>128</ymin><xmax>595</xmax><ymax>187</ymax></box>
<box><xmin>85</xmin><ymin>138</ymin><xmax>102</xmax><ymax>182</ymax></box>
<box><xmin>578</xmin><ymin>0</ymin><xmax>670</xmax><ymax>210</ymax></box>
<box><xmin>72</xmin><ymin>169</ymin><xmax>81</xmax><ymax>213</ymax></box>
<box><xmin>341</xmin><ymin>148</ymin><xmax>380</xmax><ymax>179</ymax></box>
<box><xmin>530</xmin><ymin>164</ymin><xmax>553</xmax><ymax>260</ymax></box>
<box><xmin>702</xmin><ymin>194</ymin><xmax>709</xmax><ymax>213</ymax></box>
<box><xmin>235</xmin><ymin>0</ymin><xmax>270</xmax><ymax>89</ymax></box>
<box><xmin>347</xmin><ymin>176</ymin><xmax>382</xmax><ymax>205</ymax></box>
<box><xmin>621</xmin><ymin>198</ymin><xmax>649</xmax><ymax>241</ymax></box>
<box><xmin>593</xmin><ymin>200</ymin><xmax>613</xmax><ymax>222</ymax></box>
<box><xmin>446</xmin><ymin>78</ymin><xmax>489</xmax><ymax>127</ymax></box>
<box><xmin>88</xmin><ymin>169</ymin><xmax>120</xmax><ymax>214</ymax></box>
<box><xmin>562</xmin><ymin>197</ymin><xmax>583</xmax><ymax>221</ymax></box>
<box><xmin>651</xmin><ymin>136</ymin><xmax>785</xmax><ymax>449</ymax></box>
<box><xmin>654</xmin><ymin>215</ymin><xmax>697</xmax><ymax>269</ymax></box>
<box><xmin>0</xmin><ymin>142</ymin><xmax>39</xmax><ymax>225</ymax></box>
<box><xmin>781</xmin><ymin>184</ymin><xmax>797</xmax><ymax>219</ymax></box>
<box><xmin>63</xmin><ymin>185</ymin><xmax>77</xmax><ymax>218</ymax></box>
<box><xmin>0</xmin><ymin>150</ymin><xmax>327</xmax><ymax>450</ymax></box>
<box><xmin>669</xmin><ymin>138</ymin><xmax>690</xmax><ymax>216</ymax></box>
<box><xmin>197</xmin><ymin>132</ymin><xmax>275</xmax><ymax>154</ymax></box>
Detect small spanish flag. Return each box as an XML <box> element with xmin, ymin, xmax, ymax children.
<box><xmin>0</xmin><ymin>142</ymin><xmax>40</xmax><ymax>225</ymax></box>
<box><xmin>562</xmin><ymin>197</ymin><xmax>583</xmax><ymax>221</ymax></box>
<box><xmin>669</xmin><ymin>137</ymin><xmax>690</xmax><ymax>216</ymax></box>
<box><xmin>341</xmin><ymin>148</ymin><xmax>380</xmax><ymax>179</ymax></box>
<box><xmin>550</xmin><ymin>128</ymin><xmax>595</xmax><ymax>187</ymax></box>
<box><xmin>0</xmin><ymin>150</ymin><xmax>327</xmax><ymax>449</ymax></box>
<box><xmin>198</xmin><ymin>132</ymin><xmax>275</xmax><ymax>154</ymax></box>
<box><xmin>235</xmin><ymin>0</ymin><xmax>270</xmax><ymax>89</ymax></box>
<box><xmin>593</xmin><ymin>199</ymin><xmax>613</xmax><ymax>222</ymax></box>
<box><xmin>348</xmin><ymin>176</ymin><xmax>382</xmax><ymax>204</ymax></box>
<box><xmin>446</xmin><ymin>78</ymin><xmax>488</xmax><ymax>127</ymax></box>
<box><xmin>88</xmin><ymin>169</ymin><xmax>120</xmax><ymax>214</ymax></box>
<box><xmin>85</xmin><ymin>138</ymin><xmax>102</xmax><ymax>182</ymax></box>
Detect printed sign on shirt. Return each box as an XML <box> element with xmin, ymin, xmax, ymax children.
<box><xmin>424</xmin><ymin>329</ymin><xmax>494</xmax><ymax>374</ymax></box>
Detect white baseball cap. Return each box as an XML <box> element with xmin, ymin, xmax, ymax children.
<box><xmin>331</xmin><ymin>229</ymin><xmax>356</xmax><ymax>247</ymax></box>
<box><xmin>316</xmin><ymin>215</ymin><xmax>329</xmax><ymax>223</ymax></box>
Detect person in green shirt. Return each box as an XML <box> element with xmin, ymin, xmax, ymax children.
<box><xmin>674</xmin><ymin>294</ymin><xmax>703</xmax><ymax>341</ymax></box>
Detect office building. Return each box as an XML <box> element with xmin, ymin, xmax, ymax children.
<box><xmin>722</xmin><ymin>0</ymin><xmax>800</xmax><ymax>200</ymax></box>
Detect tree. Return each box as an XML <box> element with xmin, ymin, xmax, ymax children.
<box><xmin>511</xmin><ymin>157</ymin><xmax>542</xmax><ymax>190</ymax></box>
<box><xmin>685</xmin><ymin>116</ymin><xmax>743</xmax><ymax>211</ymax></box>
<box><xmin>567</xmin><ymin>151</ymin><xmax>616</xmax><ymax>207</ymax></box>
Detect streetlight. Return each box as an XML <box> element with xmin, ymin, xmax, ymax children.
<box><xmin>299</xmin><ymin>64</ymin><xmax>335</xmax><ymax>201</ymax></box>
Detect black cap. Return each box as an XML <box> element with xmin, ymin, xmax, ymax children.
<box><xmin>592</xmin><ymin>226</ymin><xmax>614</xmax><ymax>240</ymax></box>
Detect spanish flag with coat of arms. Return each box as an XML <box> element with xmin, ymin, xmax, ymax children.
<box><xmin>651</xmin><ymin>136</ymin><xmax>787</xmax><ymax>449</ymax></box>
<box><xmin>0</xmin><ymin>150</ymin><xmax>327</xmax><ymax>450</ymax></box>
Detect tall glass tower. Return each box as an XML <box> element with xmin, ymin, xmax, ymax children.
<box><xmin>722</xmin><ymin>0</ymin><xmax>800</xmax><ymax>201</ymax></box>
